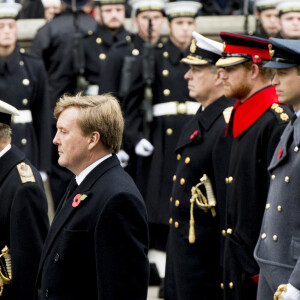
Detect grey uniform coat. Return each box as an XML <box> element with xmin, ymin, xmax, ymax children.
<box><xmin>254</xmin><ymin>116</ymin><xmax>300</xmax><ymax>299</ymax></box>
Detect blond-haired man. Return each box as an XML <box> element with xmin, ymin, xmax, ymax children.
<box><xmin>35</xmin><ymin>93</ymin><xmax>149</xmax><ymax>300</ymax></box>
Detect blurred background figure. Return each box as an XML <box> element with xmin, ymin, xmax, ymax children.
<box><xmin>18</xmin><ymin>0</ymin><xmax>44</xmax><ymax>18</ymax></box>
<box><xmin>41</xmin><ymin>0</ymin><xmax>62</xmax><ymax>20</ymax></box>
<box><xmin>0</xmin><ymin>0</ymin><xmax>52</xmax><ymax>179</ymax></box>
<box><xmin>200</xmin><ymin>0</ymin><xmax>242</xmax><ymax>15</ymax></box>
<box><xmin>30</xmin><ymin>0</ymin><xmax>97</xmax><ymax>209</ymax></box>
<box><xmin>277</xmin><ymin>0</ymin><xmax>300</xmax><ymax>39</ymax></box>
<box><xmin>254</xmin><ymin>0</ymin><xmax>280</xmax><ymax>38</ymax></box>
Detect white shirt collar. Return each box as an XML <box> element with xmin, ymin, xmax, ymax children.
<box><xmin>75</xmin><ymin>154</ymin><xmax>112</xmax><ymax>185</ymax></box>
<box><xmin>295</xmin><ymin>110</ymin><xmax>300</xmax><ymax>118</ymax></box>
<box><xmin>0</xmin><ymin>144</ymin><xmax>11</xmax><ymax>158</ymax></box>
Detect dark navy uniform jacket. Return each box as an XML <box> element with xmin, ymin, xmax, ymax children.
<box><xmin>165</xmin><ymin>96</ymin><xmax>235</xmax><ymax>300</ymax></box>
<box><xmin>0</xmin><ymin>145</ymin><xmax>49</xmax><ymax>300</ymax></box>
<box><xmin>222</xmin><ymin>86</ymin><xmax>292</xmax><ymax>300</ymax></box>
<box><xmin>0</xmin><ymin>46</ymin><xmax>51</xmax><ymax>171</ymax></box>
<box><xmin>30</xmin><ymin>9</ymin><xmax>97</xmax><ymax>115</ymax></box>
<box><xmin>83</xmin><ymin>25</ymin><xmax>130</xmax><ymax>87</ymax></box>
<box><xmin>124</xmin><ymin>39</ymin><xmax>197</xmax><ymax>226</ymax></box>
<box><xmin>35</xmin><ymin>155</ymin><xmax>149</xmax><ymax>300</ymax></box>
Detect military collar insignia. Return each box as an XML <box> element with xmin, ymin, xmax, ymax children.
<box><xmin>72</xmin><ymin>193</ymin><xmax>88</xmax><ymax>208</ymax></box>
<box><xmin>190</xmin><ymin>130</ymin><xmax>199</xmax><ymax>140</ymax></box>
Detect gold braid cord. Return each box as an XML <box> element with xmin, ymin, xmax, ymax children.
<box><xmin>274</xmin><ymin>284</ymin><xmax>287</xmax><ymax>300</ymax></box>
<box><xmin>0</xmin><ymin>246</ymin><xmax>12</xmax><ymax>296</ymax></box>
<box><xmin>189</xmin><ymin>174</ymin><xmax>217</xmax><ymax>244</ymax></box>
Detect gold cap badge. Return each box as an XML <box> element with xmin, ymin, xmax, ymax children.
<box><xmin>268</xmin><ymin>44</ymin><xmax>275</xmax><ymax>57</ymax></box>
<box><xmin>190</xmin><ymin>39</ymin><xmax>197</xmax><ymax>54</ymax></box>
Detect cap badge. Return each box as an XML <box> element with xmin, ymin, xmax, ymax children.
<box><xmin>252</xmin><ymin>53</ymin><xmax>262</xmax><ymax>63</ymax></box>
<box><xmin>190</xmin><ymin>39</ymin><xmax>197</xmax><ymax>54</ymax></box>
<box><xmin>268</xmin><ymin>44</ymin><xmax>275</xmax><ymax>57</ymax></box>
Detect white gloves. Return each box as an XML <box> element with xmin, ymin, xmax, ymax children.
<box><xmin>135</xmin><ymin>139</ymin><xmax>154</xmax><ymax>157</ymax></box>
<box><xmin>116</xmin><ymin>150</ymin><xmax>130</xmax><ymax>168</ymax></box>
<box><xmin>281</xmin><ymin>284</ymin><xmax>300</xmax><ymax>300</ymax></box>
<box><xmin>39</xmin><ymin>171</ymin><xmax>48</xmax><ymax>182</ymax></box>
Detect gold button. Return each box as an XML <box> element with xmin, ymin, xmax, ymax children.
<box><xmin>88</xmin><ymin>30</ymin><xmax>93</xmax><ymax>35</ymax></box>
<box><xmin>295</xmin><ymin>146</ymin><xmax>299</xmax><ymax>152</ymax></box>
<box><xmin>177</xmin><ymin>154</ymin><xmax>181</xmax><ymax>160</ymax></box>
<box><xmin>169</xmin><ymin>218</ymin><xmax>173</xmax><ymax>224</ymax></box>
<box><xmin>222</xmin><ymin>230</ymin><xmax>226</xmax><ymax>236</ymax></box>
<box><xmin>163</xmin><ymin>51</ymin><xmax>169</xmax><ymax>58</ymax></box>
<box><xmin>229</xmin><ymin>282</ymin><xmax>234</xmax><ymax>289</ymax></box>
<box><xmin>220</xmin><ymin>283</ymin><xmax>224</xmax><ymax>290</ymax></box>
<box><xmin>271</xmin><ymin>174</ymin><xmax>276</xmax><ymax>180</ymax></box>
<box><xmin>19</xmin><ymin>60</ymin><xmax>24</xmax><ymax>66</ymax></box>
<box><xmin>170</xmin><ymin>197</ymin><xmax>173</xmax><ymax>202</ymax></box>
<box><xmin>271</xmin><ymin>103</ymin><xmax>279</xmax><ymax>109</ymax></box>
<box><xmin>162</xmin><ymin>69</ymin><xmax>169</xmax><ymax>77</ymax></box>
<box><xmin>228</xmin><ymin>176</ymin><xmax>233</xmax><ymax>183</ymax></box>
<box><xmin>126</xmin><ymin>35</ymin><xmax>131</xmax><ymax>41</ymax></box>
<box><xmin>261</xmin><ymin>233</ymin><xmax>267</xmax><ymax>240</ymax></box>
<box><xmin>99</xmin><ymin>53</ymin><xmax>106</xmax><ymax>60</ymax></box>
<box><xmin>132</xmin><ymin>49</ymin><xmax>139</xmax><ymax>56</ymax></box>
<box><xmin>175</xmin><ymin>200</ymin><xmax>180</xmax><ymax>207</ymax></box>
<box><xmin>285</xmin><ymin>176</ymin><xmax>290</xmax><ymax>183</ymax></box>
<box><xmin>225</xmin><ymin>177</ymin><xmax>229</xmax><ymax>184</ymax></box>
<box><xmin>174</xmin><ymin>221</ymin><xmax>179</xmax><ymax>228</ymax></box>
<box><xmin>166</xmin><ymin>128</ymin><xmax>173</xmax><ymax>135</ymax></box>
<box><xmin>273</xmin><ymin>235</ymin><xmax>278</xmax><ymax>241</ymax></box>
<box><xmin>22</xmin><ymin>98</ymin><xmax>28</xmax><ymax>106</ymax></box>
<box><xmin>277</xmin><ymin>205</ymin><xmax>282</xmax><ymax>212</ymax></box>
<box><xmin>163</xmin><ymin>89</ymin><xmax>171</xmax><ymax>96</ymax></box>
<box><xmin>20</xmin><ymin>48</ymin><xmax>25</xmax><ymax>53</ymax></box>
<box><xmin>21</xmin><ymin>138</ymin><xmax>27</xmax><ymax>145</ymax></box>
<box><xmin>275</xmin><ymin>107</ymin><xmax>284</xmax><ymax>113</ymax></box>
<box><xmin>185</xmin><ymin>157</ymin><xmax>191</xmax><ymax>164</ymax></box>
<box><xmin>22</xmin><ymin>79</ymin><xmax>30</xmax><ymax>86</ymax></box>
<box><xmin>96</xmin><ymin>37</ymin><xmax>102</xmax><ymax>44</ymax></box>
<box><xmin>226</xmin><ymin>228</ymin><xmax>233</xmax><ymax>235</ymax></box>
<box><xmin>158</xmin><ymin>42</ymin><xmax>163</xmax><ymax>48</ymax></box>
<box><xmin>180</xmin><ymin>178</ymin><xmax>185</xmax><ymax>185</ymax></box>
<box><xmin>266</xmin><ymin>203</ymin><xmax>271</xmax><ymax>210</ymax></box>
<box><xmin>173</xmin><ymin>175</ymin><xmax>176</xmax><ymax>181</ymax></box>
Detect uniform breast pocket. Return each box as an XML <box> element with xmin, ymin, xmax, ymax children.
<box><xmin>58</xmin><ymin>229</ymin><xmax>92</xmax><ymax>262</ymax></box>
<box><xmin>291</xmin><ymin>237</ymin><xmax>300</xmax><ymax>261</ymax></box>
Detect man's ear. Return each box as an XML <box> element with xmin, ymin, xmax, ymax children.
<box><xmin>215</xmin><ymin>68</ymin><xmax>224</xmax><ymax>86</ymax></box>
<box><xmin>88</xmin><ymin>131</ymin><xmax>100</xmax><ymax>150</ymax></box>
<box><xmin>250</xmin><ymin>63</ymin><xmax>260</xmax><ymax>80</ymax></box>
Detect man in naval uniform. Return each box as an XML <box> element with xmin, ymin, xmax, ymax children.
<box><xmin>31</xmin><ymin>0</ymin><xmax>97</xmax><ymax>208</ymax></box>
<box><xmin>216</xmin><ymin>32</ymin><xmax>293</xmax><ymax>300</ymax></box>
<box><xmin>82</xmin><ymin>0</ymin><xmax>129</xmax><ymax>93</ymax></box>
<box><xmin>164</xmin><ymin>31</ymin><xmax>235</xmax><ymax>300</ymax></box>
<box><xmin>253</xmin><ymin>0</ymin><xmax>281</xmax><ymax>39</ymax></box>
<box><xmin>123</xmin><ymin>2</ymin><xmax>201</xmax><ymax>296</ymax></box>
<box><xmin>0</xmin><ymin>0</ymin><xmax>51</xmax><ymax>178</ymax></box>
<box><xmin>254</xmin><ymin>38</ymin><xmax>300</xmax><ymax>300</ymax></box>
<box><xmin>0</xmin><ymin>100</ymin><xmax>49</xmax><ymax>300</ymax></box>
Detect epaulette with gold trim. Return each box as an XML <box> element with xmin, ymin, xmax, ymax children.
<box><xmin>16</xmin><ymin>162</ymin><xmax>36</xmax><ymax>183</ymax></box>
<box><xmin>223</xmin><ymin>106</ymin><xmax>233</xmax><ymax>124</ymax></box>
<box><xmin>270</xmin><ymin>103</ymin><xmax>290</xmax><ymax>122</ymax></box>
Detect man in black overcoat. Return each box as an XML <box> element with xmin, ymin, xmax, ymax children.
<box><xmin>216</xmin><ymin>32</ymin><xmax>293</xmax><ymax>300</ymax></box>
<box><xmin>0</xmin><ymin>99</ymin><xmax>49</xmax><ymax>300</ymax></box>
<box><xmin>35</xmin><ymin>93</ymin><xmax>149</xmax><ymax>300</ymax></box>
<box><xmin>164</xmin><ymin>31</ymin><xmax>235</xmax><ymax>300</ymax></box>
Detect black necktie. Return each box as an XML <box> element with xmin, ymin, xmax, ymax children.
<box><xmin>62</xmin><ymin>177</ymin><xmax>78</xmax><ymax>207</ymax></box>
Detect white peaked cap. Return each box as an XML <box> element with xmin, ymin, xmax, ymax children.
<box><xmin>255</xmin><ymin>0</ymin><xmax>280</xmax><ymax>8</ymax></box>
<box><xmin>277</xmin><ymin>0</ymin><xmax>300</xmax><ymax>12</ymax></box>
<box><xmin>41</xmin><ymin>0</ymin><xmax>61</xmax><ymax>7</ymax></box>
<box><xmin>129</xmin><ymin>0</ymin><xmax>166</xmax><ymax>15</ymax></box>
<box><xmin>164</xmin><ymin>1</ymin><xmax>201</xmax><ymax>18</ymax></box>
<box><xmin>0</xmin><ymin>1</ymin><xmax>22</xmax><ymax>19</ymax></box>
<box><xmin>193</xmin><ymin>31</ymin><xmax>223</xmax><ymax>56</ymax></box>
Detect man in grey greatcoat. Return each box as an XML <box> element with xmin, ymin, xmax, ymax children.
<box><xmin>254</xmin><ymin>38</ymin><xmax>300</xmax><ymax>300</ymax></box>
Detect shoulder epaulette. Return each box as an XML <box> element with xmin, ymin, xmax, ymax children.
<box><xmin>270</xmin><ymin>103</ymin><xmax>290</xmax><ymax>122</ymax></box>
<box><xmin>223</xmin><ymin>106</ymin><xmax>234</xmax><ymax>124</ymax></box>
<box><xmin>16</xmin><ymin>162</ymin><xmax>36</xmax><ymax>183</ymax></box>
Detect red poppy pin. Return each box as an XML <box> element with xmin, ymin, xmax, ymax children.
<box><xmin>278</xmin><ymin>147</ymin><xmax>283</xmax><ymax>159</ymax></box>
<box><xmin>251</xmin><ymin>53</ymin><xmax>262</xmax><ymax>63</ymax></box>
<box><xmin>72</xmin><ymin>194</ymin><xmax>88</xmax><ymax>207</ymax></box>
<box><xmin>190</xmin><ymin>130</ymin><xmax>199</xmax><ymax>141</ymax></box>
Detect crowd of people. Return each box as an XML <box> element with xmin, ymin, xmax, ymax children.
<box><xmin>1</xmin><ymin>0</ymin><xmax>300</xmax><ymax>299</ymax></box>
